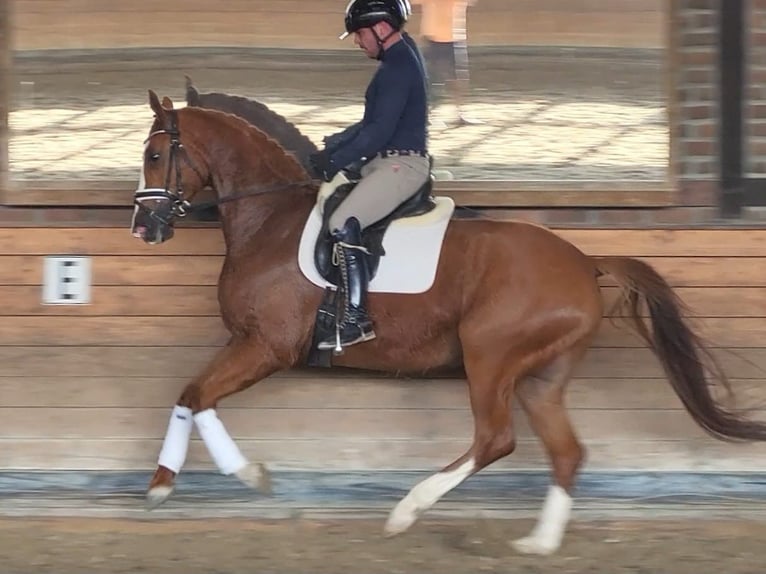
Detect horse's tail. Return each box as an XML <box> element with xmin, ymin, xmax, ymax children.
<box><xmin>594</xmin><ymin>256</ymin><xmax>766</xmax><ymax>442</ymax></box>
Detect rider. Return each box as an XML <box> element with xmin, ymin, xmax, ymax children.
<box><xmin>309</xmin><ymin>0</ymin><xmax>430</xmax><ymax>351</ymax></box>
<box><xmin>322</xmin><ymin>1</ymin><xmax>427</xmax><ymax>152</ymax></box>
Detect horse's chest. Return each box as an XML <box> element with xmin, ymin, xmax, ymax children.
<box><xmin>217</xmin><ymin>265</ymin><xmax>254</xmax><ymax>318</ymax></box>
<box><xmin>216</xmin><ymin>262</ymin><xmax>281</xmax><ymax>324</ymax></box>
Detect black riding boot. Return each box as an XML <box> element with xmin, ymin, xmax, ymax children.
<box><xmin>317</xmin><ymin>217</ymin><xmax>376</xmax><ymax>351</ymax></box>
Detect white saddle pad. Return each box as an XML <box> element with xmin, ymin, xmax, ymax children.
<box><xmin>298</xmin><ymin>196</ymin><xmax>455</xmax><ymax>294</ymax></box>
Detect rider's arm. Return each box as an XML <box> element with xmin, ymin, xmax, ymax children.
<box><xmin>329</xmin><ymin>64</ymin><xmax>411</xmax><ymax>170</ymax></box>
<box><xmin>324</xmin><ymin>122</ymin><xmax>363</xmax><ymax>153</ymax></box>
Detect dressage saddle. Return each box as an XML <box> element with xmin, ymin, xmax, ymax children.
<box><xmin>314</xmin><ymin>171</ymin><xmax>436</xmax><ymax>288</ymax></box>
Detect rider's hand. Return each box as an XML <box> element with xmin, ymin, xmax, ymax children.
<box><xmin>308</xmin><ymin>150</ymin><xmax>337</xmax><ymax>183</ymax></box>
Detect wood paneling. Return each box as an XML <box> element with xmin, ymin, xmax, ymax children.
<box><xmin>3</xmin><ymin>255</ymin><xmax>765</xmax><ymax>289</ymax></box>
<box><xmin>1</xmin><ymin>227</ymin><xmax>765</xmax><ymax>473</ymax></box>
<box><xmin>1</xmin><ymin>285</ymin><xmax>763</xmax><ymax>317</ymax></box>
<box><xmin>563</xmin><ymin>228</ymin><xmax>766</xmax><ymax>257</ymax></box>
<box><xmin>0</xmin><ymin>285</ymin><xmax>221</xmax><ymax>315</ymax></box>
<box><xmin>0</xmin><ymin>315</ymin><xmax>762</xmax><ymax>348</ymax></box>
<box><xmin>3</xmin><ymin>376</ymin><xmax>762</xmax><ymax>410</ymax></box>
<box><xmin>0</xmin><ymin>346</ymin><xmax>763</xmax><ymax>380</ymax></box>
<box><xmin>8</xmin><ymin>405</ymin><xmax>762</xmax><ymax>441</ymax></box>
<box><xmin>7</xmin><ymin>437</ymin><xmax>766</xmax><ymax>471</ymax></box>
<box><xmin>3</xmin><ymin>228</ymin><xmax>766</xmax><ymax>256</ymax></box>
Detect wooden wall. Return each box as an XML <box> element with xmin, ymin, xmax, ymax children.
<box><xmin>12</xmin><ymin>0</ymin><xmax>665</xmax><ymax>51</ymax></box>
<box><xmin>2</xmin><ymin>226</ymin><xmax>765</xmax><ymax>473</ymax></box>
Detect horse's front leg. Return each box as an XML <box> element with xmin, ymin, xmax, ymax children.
<box><xmin>146</xmin><ymin>337</ymin><xmax>282</xmax><ymax>509</ymax></box>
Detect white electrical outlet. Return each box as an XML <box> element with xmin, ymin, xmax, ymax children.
<box><xmin>42</xmin><ymin>256</ymin><xmax>92</xmax><ymax>305</ymax></box>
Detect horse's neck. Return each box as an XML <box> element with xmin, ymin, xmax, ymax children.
<box><xmin>197</xmin><ymin>111</ymin><xmax>314</xmax><ymax>252</ymax></box>
<box><xmin>217</xmin><ymin>190</ymin><xmax>312</xmax><ymax>257</ymax></box>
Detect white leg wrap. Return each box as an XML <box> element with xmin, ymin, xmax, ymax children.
<box><xmin>157</xmin><ymin>405</ymin><xmax>193</xmax><ymax>474</ymax></box>
<box><xmin>512</xmin><ymin>485</ymin><xmax>572</xmax><ymax>555</ymax></box>
<box><xmin>385</xmin><ymin>458</ymin><xmax>475</xmax><ymax>536</ymax></box>
<box><xmin>193</xmin><ymin>408</ymin><xmax>248</xmax><ymax>475</ymax></box>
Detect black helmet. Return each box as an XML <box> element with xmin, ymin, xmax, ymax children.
<box><xmin>339</xmin><ymin>0</ymin><xmax>409</xmax><ymax>40</ymax></box>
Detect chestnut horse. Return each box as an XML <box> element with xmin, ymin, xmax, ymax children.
<box><xmin>132</xmin><ymin>89</ymin><xmax>766</xmax><ymax>556</ymax></box>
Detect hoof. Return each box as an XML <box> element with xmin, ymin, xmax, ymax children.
<box><xmin>234</xmin><ymin>463</ymin><xmax>272</xmax><ymax>495</ymax></box>
<box><xmin>511</xmin><ymin>536</ymin><xmax>559</xmax><ymax>556</ymax></box>
<box><xmin>145</xmin><ymin>485</ymin><xmax>174</xmax><ymax>510</ymax></box>
<box><xmin>383</xmin><ymin>501</ymin><xmax>419</xmax><ymax>537</ymax></box>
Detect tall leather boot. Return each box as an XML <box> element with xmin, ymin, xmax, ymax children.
<box><xmin>317</xmin><ymin>217</ymin><xmax>376</xmax><ymax>351</ymax></box>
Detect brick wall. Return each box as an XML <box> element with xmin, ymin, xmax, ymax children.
<box><xmin>746</xmin><ymin>0</ymin><xmax>766</xmax><ymax>177</ymax></box>
<box><xmin>671</xmin><ymin>0</ymin><xmax>766</xmax><ymax>219</ymax></box>
<box><xmin>672</xmin><ymin>0</ymin><xmax>720</xmax><ymax>210</ymax></box>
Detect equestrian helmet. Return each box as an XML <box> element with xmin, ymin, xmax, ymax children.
<box><xmin>340</xmin><ymin>0</ymin><xmax>409</xmax><ymax>39</ymax></box>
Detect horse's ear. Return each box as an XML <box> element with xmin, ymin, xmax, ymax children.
<box><xmin>148</xmin><ymin>89</ymin><xmax>165</xmax><ymax>120</ymax></box>
<box><xmin>162</xmin><ymin>96</ymin><xmax>175</xmax><ymax>110</ymax></box>
<box><xmin>185</xmin><ymin>75</ymin><xmax>200</xmax><ymax>106</ymax></box>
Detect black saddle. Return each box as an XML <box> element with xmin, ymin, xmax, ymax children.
<box><xmin>314</xmin><ymin>174</ymin><xmax>436</xmax><ymax>287</ymax></box>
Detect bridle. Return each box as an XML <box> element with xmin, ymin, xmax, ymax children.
<box><xmin>133</xmin><ymin>112</ymin><xmax>206</xmax><ymax>226</ymax></box>
<box><xmin>134</xmin><ymin>112</ymin><xmax>315</xmax><ymax>226</ymax></box>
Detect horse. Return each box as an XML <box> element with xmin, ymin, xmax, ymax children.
<box><xmin>131</xmin><ymin>89</ymin><xmax>766</xmax><ymax>556</ymax></box>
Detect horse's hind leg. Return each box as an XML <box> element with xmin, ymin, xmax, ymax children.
<box><xmin>146</xmin><ymin>338</ymin><xmax>280</xmax><ymax>508</ymax></box>
<box><xmin>384</xmin><ymin>351</ymin><xmax>519</xmax><ymax>536</ymax></box>
<box><xmin>511</xmin><ymin>350</ymin><xmax>586</xmax><ymax>555</ymax></box>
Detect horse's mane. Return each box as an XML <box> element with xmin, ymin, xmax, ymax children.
<box><xmin>184</xmin><ymin>76</ymin><xmax>318</xmax><ymax>174</ymax></box>
<box><xmin>180</xmin><ymin>104</ymin><xmax>311</xmax><ymax>190</ymax></box>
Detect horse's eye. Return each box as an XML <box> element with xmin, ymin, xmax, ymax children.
<box><xmin>150</xmin><ymin>153</ymin><xmax>161</xmax><ymax>162</ymax></box>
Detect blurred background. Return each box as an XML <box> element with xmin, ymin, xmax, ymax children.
<box><xmin>7</xmin><ymin>0</ymin><xmax>668</xmax><ymax>183</ymax></box>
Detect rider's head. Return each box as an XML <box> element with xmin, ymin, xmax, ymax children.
<box><xmin>339</xmin><ymin>0</ymin><xmax>409</xmax><ymax>59</ymax></box>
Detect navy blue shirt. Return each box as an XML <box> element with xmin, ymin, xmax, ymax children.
<box><xmin>329</xmin><ymin>36</ymin><xmax>428</xmax><ymax>170</ymax></box>
<box><xmin>403</xmin><ymin>32</ymin><xmax>429</xmax><ymax>83</ymax></box>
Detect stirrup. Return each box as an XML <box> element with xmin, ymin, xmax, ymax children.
<box><xmin>317</xmin><ymin>319</ymin><xmax>376</xmax><ymax>353</ymax></box>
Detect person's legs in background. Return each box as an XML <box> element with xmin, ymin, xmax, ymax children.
<box><xmin>448</xmin><ymin>40</ymin><xmax>482</xmax><ymax>126</ymax></box>
<box><xmin>422</xmin><ymin>37</ymin><xmax>450</xmax><ymax>129</ymax></box>
<box><xmin>425</xmin><ymin>38</ymin><xmax>481</xmax><ymax>127</ymax></box>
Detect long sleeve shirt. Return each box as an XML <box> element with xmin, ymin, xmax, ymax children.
<box><xmin>329</xmin><ymin>37</ymin><xmax>428</xmax><ymax>170</ymax></box>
